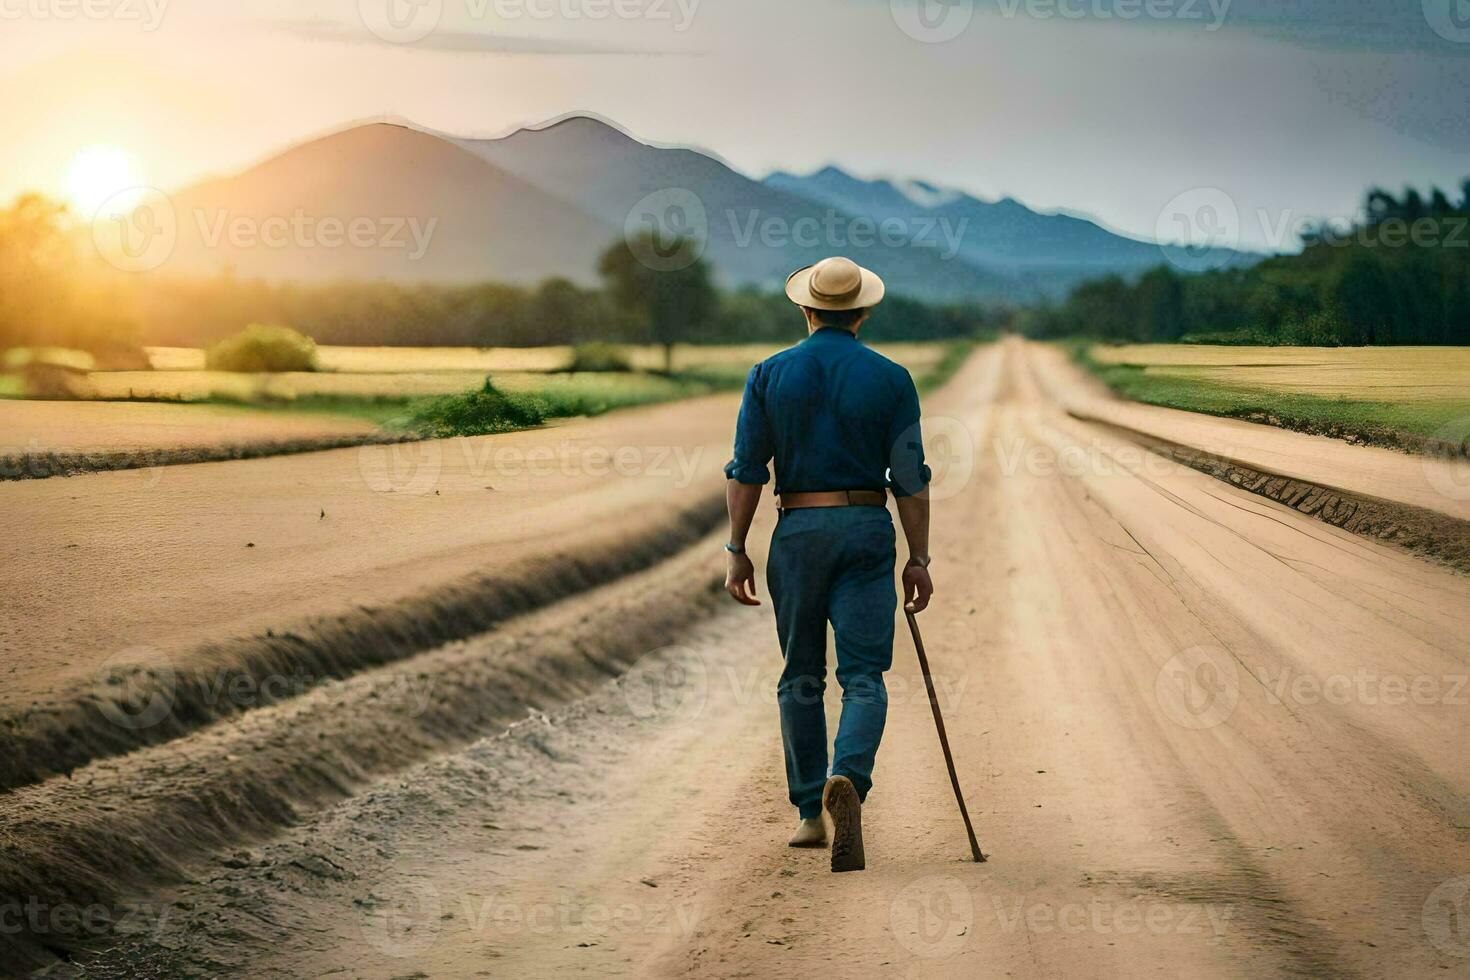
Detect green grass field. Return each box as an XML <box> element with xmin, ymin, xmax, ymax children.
<box><xmin>1077</xmin><ymin>343</ymin><xmax>1470</xmax><ymax>455</ymax></box>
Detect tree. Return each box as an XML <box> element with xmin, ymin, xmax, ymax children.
<box><xmin>0</xmin><ymin>195</ymin><xmax>77</xmax><ymax>349</ymax></box>
<box><xmin>530</xmin><ymin>277</ymin><xmax>591</xmax><ymax>346</ymax></box>
<box><xmin>1329</xmin><ymin>250</ymin><xmax>1396</xmax><ymax>345</ymax></box>
<box><xmin>1133</xmin><ymin>266</ymin><xmax>1186</xmax><ymax>341</ymax></box>
<box><xmin>1365</xmin><ymin>188</ymin><xmax>1399</xmax><ymax>225</ymax></box>
<box><xmin>598</xmin><ymin>232</ymin><xmax>716</xmax><ymax>372</ymax></box>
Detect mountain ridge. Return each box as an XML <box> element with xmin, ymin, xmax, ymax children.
<box><xmin>155</xmin><ymin>113</ymin><xmax>1253</xmax><ymax>301</ymax></box>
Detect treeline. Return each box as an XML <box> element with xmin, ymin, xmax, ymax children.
<box><xmin>133</xmin><ymin>275</ymin><xmax>996</xmax><ymax>348</ymax></box>
<box><xmin>1022</xmin><ymin>181</ymin><xmax>1470</xmax><ymax>345</ymax></box>
<box><xmin>0</xmin><ymin>193</ymin><xmax>998</xmax><ymax>360</ymax></box>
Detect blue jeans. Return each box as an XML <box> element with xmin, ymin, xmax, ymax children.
<box><xmin>767</xmin><ymin>505</ymin><xmax>896</xmax><ymax>820</ymax></box>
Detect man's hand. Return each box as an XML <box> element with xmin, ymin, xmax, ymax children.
<box><xmin>725</xmin><ymin>550</ymin><xmax>761</xmax><ymax>606</ymax></box>
<box><xmin>902</xmin><ymin>560</ymin><xmax>934</xmax><ymax>613</ymax></box>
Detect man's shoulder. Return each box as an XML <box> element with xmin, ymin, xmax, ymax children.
<box><xmin>849</xmin><ymin>344</ymin><xmax>917</xmax><ymax>393</ymax></box>
<box><xmin>752</xmin><ymin>342</ymin><xmax>813</xmax><ymax>376</ymax></box>
<box><xmin>857</xmin><ymin>343</ymin><xmax>908</xmax><ymax>374</ymax></box>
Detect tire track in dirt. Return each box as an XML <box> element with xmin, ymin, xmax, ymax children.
<box><xmin>997</xmin><ymin>349</ymin><xmax>1469</xmax><ymax>976</ymax></box>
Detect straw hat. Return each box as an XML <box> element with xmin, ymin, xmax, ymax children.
<box><xmin>784</xmin><ymin>256</ymin><xmax>885</xmax><ymax>311</ymax></box>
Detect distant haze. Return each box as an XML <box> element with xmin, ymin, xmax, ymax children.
<box><xmin>1</xmin><ymin>0</ymin><xmax>1465</xmax><ymax>253</ymax></box>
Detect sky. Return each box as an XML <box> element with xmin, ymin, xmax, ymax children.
<box><xmin>2</xmin><ymin>0</ymin><xmax>1467</xmax><ymax>251</ymax></box>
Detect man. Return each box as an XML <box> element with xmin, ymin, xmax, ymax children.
<box><xmin>722</xmin><ymin>256</ymin><xmax>933</xmax><ymax>874</ymax></box>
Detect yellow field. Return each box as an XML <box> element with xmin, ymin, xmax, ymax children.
<box><xmin>72</xmin><ymin>343</ymin><xmax>948</xmax><ymax>402</ymax></box>
<box><xmin>144</xmin><ymin>346</ymin><xmax>568</xmax><ymax>374</ymax></box>
<box><xmin>146</xmin><ymin>342</ymin><xmax>945</xmax><ymax>376</ymax></box>
<box><xmin>83</xmin><ymin>370</ymin><xmax>496</xmax><ymax>402</ymax></box>
<box><xmin>1088</xmin><ymin>344</ymin><xmax>1470</xmax><ymax>402</ymax></box>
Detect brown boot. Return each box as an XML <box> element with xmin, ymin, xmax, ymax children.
<box><xmin>823</xmin><ymin>776</ymin><xmax>865</xmax><ymax>872</ymax></box>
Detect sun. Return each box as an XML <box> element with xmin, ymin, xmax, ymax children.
<box><xmin>65</xmin><ymin>144</ymin><xmax>141</xmax><ymax>218</ymax></box>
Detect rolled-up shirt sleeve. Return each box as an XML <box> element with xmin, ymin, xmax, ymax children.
<box><xmin>723</xmin><ymin>364</ymin><xmax>774</xmax><ymax>486</ymax></box>
<box><xmin>886</xmin><ymin>371</ymin><xmax>931</xmax><ymax>497</ymax></box>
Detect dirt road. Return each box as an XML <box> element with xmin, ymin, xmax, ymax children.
<box><xmin>47</xmin><ymin>340</ymin><xmax>1470</xmax><ymax>978</ymax></box>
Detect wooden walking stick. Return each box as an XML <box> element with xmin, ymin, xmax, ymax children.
<box><xmin>904</xmin><ymin>606</ymin><xmax>986</xmax><ymax>862</ymax></box>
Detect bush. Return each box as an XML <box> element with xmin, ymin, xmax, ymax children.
<box><xmin>205</xmin><ymin>324</ymin><xmax>318</xmax><ymax>373</ymax></box>
<box><xmin>563</xmin><ymin>341</ymin><xmax>632</xmax><ymax>373</ymax></box>
<box><xmin>409</xmin><ymin>378</ymin><xmax>547</xmax><ymax>437</ymax></box>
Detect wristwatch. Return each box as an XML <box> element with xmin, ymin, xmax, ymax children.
<box><xmin>724</xmin><ymin>542</ymin><xmax>746</xmax><ymax>555</ymax></box>
<box><xmin>907</xmin><ymin>555</ymin><xmax>932</xmax><ymax>569</ymax></box>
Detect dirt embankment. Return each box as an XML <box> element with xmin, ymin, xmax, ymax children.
<box><xmin>0</xmin><ymin>525</ymin><xmax>733</xmax><ymax>974</ymax></box>
<box><xmin>1</xmin><ymin>388</ymin><xmax>747</xmax><ymax>973</ymax></box>
<box><xmin>1075</xmin><ymin>414</ymin><xmax>1470</xmax><ymax>573</ymax></box>
<box><xmin>0</xmin><ymin>400</ymin><xmax>389</xmax><ymax>480</ymax></box>
<box><xmin>2</xmin><ymin>392</ymin><xmax>742</xmax><ymax>704</ymax></box>
<box><xmin>1019</xmin><ymin>341</ymin><xmax>1470</xmax><ymax>573</ymax></box>
<box><xmin>0</xmin><ymin>432</ymin><xmax>416</xmax><ymax>481</ymax></box>
<box><xmin>0</xmin><ymin>494</ymin><xmax>723</xmax><ymax>793</ymax></box>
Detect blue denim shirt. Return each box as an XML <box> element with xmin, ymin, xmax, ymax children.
<box><xmin>723</xmin><ymin>328</ymin><xmax>931</xmax><ymax>497</ymax></box>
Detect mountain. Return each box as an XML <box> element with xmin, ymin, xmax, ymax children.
<box><xmin>161</xmin><ymin>123</ymin><xmax>617</xmax><ymax>285</ymax></box>
<box><xmin>457</xmin><ymin>116</ymin><xmax>1020</xmax><ymax>303</ymax></box>
<box><xmin>765</xmin><ymin>166</ymin><xmax>1251</xmax><ymax>295</ymax></box>
<box><xmin>151</xmin><ymin>115</ymin><xmax>1251</xmax><ymax>302</ymax></box>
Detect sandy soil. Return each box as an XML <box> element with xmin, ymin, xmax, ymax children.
<box><xmin>0</xmin><ymin>393</ymin><xmax>740</xmax><ymax>707</ymax></box>
<box><xmin>0</xmin><ymin>400</ymin><xmax>376</xmax><ymax>456</ymax></box>
<box><xmin>42</xmin><ymin>341</ymin><xmax>1470</xmax><ymax>979</ymax></box>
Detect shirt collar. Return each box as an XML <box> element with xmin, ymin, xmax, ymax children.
<box><xmin>807</xmin><ymin>327</ymin><xmax>858</xmax><ymax>342</ymax></box>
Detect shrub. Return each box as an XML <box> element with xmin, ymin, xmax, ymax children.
<box><xmin>205</xmin><ymin>324</ymin><xmax>318</xmax><ymax>373</ymax></box>
<box><xmin>563</xmin><ymin>342</ymin><xmax>632</xmax><ymax>373</ymax></box>
<box><xmin>409</xmin><ymin>378</ymin><xmax>548</xmax><ymax>437</ymax></box>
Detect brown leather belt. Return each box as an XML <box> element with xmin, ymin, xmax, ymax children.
<box><xmin>778</xmin><ymin>489</ymin><xmax>887</xmax><ymax>510</ymax></box>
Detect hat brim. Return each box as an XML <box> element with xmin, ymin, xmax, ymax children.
<box><xmin>784</xmin><ymin>263</ymin><xmax>886</xmax><ymax>311</ymax></box>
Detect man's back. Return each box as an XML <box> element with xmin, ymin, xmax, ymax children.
<box><xmin>725</xmin><ymin>327</ymin><xmax>928</xmax><ymax>497</ymax></box>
